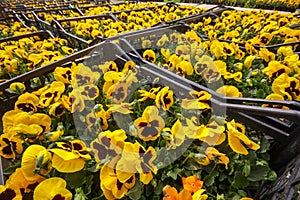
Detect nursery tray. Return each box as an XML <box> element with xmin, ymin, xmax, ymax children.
<box><xmin>117</xmin><ymin>24</ymin><xmax>300</xmax><ymax>170</ymax></box>
<box><xmin>21</xmin><ymin>8</ymin><xmax>84</xmax><ymax>35</ymax></box>
<box><xmin>0</xmin><ymin>41</ymin><xmax>162</xmax><ymax>185</ymax></box>
<box><xmin>256</xmin><ymin>153</ymin><xmax>300</xmax><ymax>199</ymax></box>
<box><xmin>0</xmin><ymin>14</ymin><xmax>30</xmax><ymax>30</ymax></box>
<box><xmin>172</xmin><ymin>5</ymin><xmax>300</xmax><ymax>53</ymax></box>
<box><xmin>51</xmin><ymin>13</ymin><xmax>119</xmax><ymax>49</ymax></box>
<box><xmin>0</xmin><ymin>29</ymin><xmax>83</xmax><ymax>110</ymax></box>
<box><xmin>77</xmin><ymin>4</ymin><xmax>112</xmax><ymax>15</ymax></box>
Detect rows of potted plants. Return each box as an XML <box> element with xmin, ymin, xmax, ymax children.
<box><xmin>181</xmin><ymin>0</ymin><xmax>299</xmax><ymax>12</ymax></box>
<box><xmin>0</xmin><ymin>40</ymin><xmax>276</xmax><ymax>200</ymax></box>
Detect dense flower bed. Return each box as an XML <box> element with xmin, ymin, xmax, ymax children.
<box><xmin>139</xmin><ymin>29</ymin><xmax>300</xmax><ymax>101</ymax></box>
<box><xmin>0</xmin><ymin>34</ymin><xmax>75</xmax><ymax>83</ymax></box>
<box><xmin>0</xmin><ymin>50</ymin><xmax>276</xmax><ymax>199</ymax></box>
<box><xmin>57</xmin><ymin>3</ymin><xmax>205</xmax><ymax>42</ymax></box>
<box><xmin>183</xmin><ymin>0</ymin><xmax>299</xmax><ymax>11</ymax></box>
<box><xmin>0</xmin><ymin>21</ymin><xmax>37</xmax><ymax>39</ymax></box>
<box><xmin>190</xmin><ymin>9</ymin><xmax>300</xmax><ymax>49</ymax></box>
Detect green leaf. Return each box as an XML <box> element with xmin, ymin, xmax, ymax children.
<box><xmin>203</xmin><ymin>174</ymin><xmax>215</xmax><ymax>187</ymax></box>
<box><xmin>3</xmin><ymin>161</ymin><xmax>21</xmax><ymax>176</ymax></box>
<box><xmin>232</xmin><ymin>171</ymin><xmax>249</xmax><ymax>188</ymax></box>
<box><xmin>166</xmin><ymin>170</ymin><xmax>178</xmax><ymax>180</ymax></box>
<box><xmin>145</xmin><ymin>184</ymin><xmax>154</xmax><ymax>197</ymax></box>
<box><xmin>247</xmin><ymin>165</ymin><xmax>269</xmax><ymax>182</ymax></box>
<box><xmin>126</xmin><ymin>180</ymin><xmax>143</xmax><ymax>200</ymax></box>
<box><xmin>74</xmin><ymin>188</ymin><xmax>88</xmax><ymax>200</ymax></box>
<box><xmin>154</xmin><ymin>181</ymin><xmax>164</xmax><ymax>195</ymax></box>
<box><xmin>219</xmin><ymin>172</ymin><xmax>227</xmax><ymax>182</ymax></box>
<box><xmin>64</xmin><ymin>171</ymin><xmax>87</xmax><ymax>188</ymax></box>
<box><xmin>242</xmin><ymin>161</ymin><xmax>251</xmax><ymax>177</ymax></box>
<box><xmin>258</xmin><ymin>137</ymin><xmax>270</xmax><ymax>153</ymax></box>
<box><xmin>267</xmin><ymin>170</ymin><xmax>277</xmax><ymax>181</ymax></box>
<box><xmin>237</xmin><ymin>190</ymin><xmax>247</xmax><ymax>197</ymax></box>
<box><xmin>184</xmin><ymin>159</ymin><xmax>202</xmax><ymax>170</ymax></box>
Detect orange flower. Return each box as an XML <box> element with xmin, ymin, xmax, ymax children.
<box><xmin>163</xmin><ymin>185</ymin><xmax>179</xmax><ymax>200</ymax></box>
<box><xmin>182</xmin><ymin>176</ymin><xmax>204</xmax><ymax>194</ymax></box>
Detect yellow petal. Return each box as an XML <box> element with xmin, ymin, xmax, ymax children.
<box><xmin>51</xmin><ymin>153</ymin><xmax>85</xmax><ymax>173</ymax></box>
<box><xmin>228</xmin><ymin>131</ymin><xmax>248</xmax><ymax>155</ymax></box>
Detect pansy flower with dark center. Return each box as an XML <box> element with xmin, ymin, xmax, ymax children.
<box><xmin>53</xmin><ymin>67</ymin><xmax>73</xmax><ymax>84</ymax></box>
<box><xmin>39</xmin><ymin>81</ymin><xmax>65</xmax><ymax>108</ymax></box>
<box><xmin>272</xmin><ymin>73</ymin><xmax>300</xmax><ymax>101</ymax></box>
<box><xmin>262</xmin><ymin>93</ymin><xmax>289</xmax><ymax>109</ymax></box>
<box><xmin>33</xmin><ymin>178</ymin><xmax>72</xmax><ymax>200</ymax></box>
<box><xmin>259</xmin><ymin>33</ymin><xmax>273</xmax><ymax>45</ymax></box>
<box><xmin>90</xmin><ymin>129</ymin><xmax>126</xmax><ymax>164</ymax></box>
<box><xmin>175</xmin><ymin>45</ymin><xmax>190</xmax><ymax>56</ymax></box>
<box><xmin>175</xmin><ymin>60</ymin><xmax>193</xmax><ymax>77</ymax></box>
<box><xmin>116</xmin><ymin>141</ymin><xmax>157</xmax><ymax>184</ymax></box>
<box><xmin>196</xmin><ymin>121</ymin><xmax>226</xmax><ymax>146</ymax></box>
<box><xmin>194</xmin><ymin>55</ymin><xmax>214</xmax><ymax>75</ymax></box>
<box><xmin>169</xmin><ymin>32</ymin><xmax>180</xmax><ymax>43</ymax></box>
<box><xmin>227</xmin><ymin>120</ymin><xmax>260</xmax><ymax>155</ymax></box>
<box><xmin>185</xmin><ymin>30</ymin><xmax>202</xmax><ymax>43</ymax></box>
<box><xmin>194</xmin><ymin>62</ymin><xmax>208</xmax><ymax>75</ymax></box>
<box><xmin>155</xmin><ymin>86</ymin><xmax>174</xmax><ymax>111</ymax></box>
<box><xmin>221</xmin><ymin>42</ymin><xmax>235</xmax><ymax>58</ymax></box>
<box><xmin>100</xmin><ymin>156</ymin><xmax>136</xmax><ymax>200</ymax></box>
<box><xmin>166</xmin><ymin>54</ymin><xmax>181</xmax><ymax>71</ymax></box>
<box><xmin>78</xmin><ymin>84</ymin><xmax>99</xmax><ymax>100</ymax></box>
<box><xmin>262</xmin><ymin>60</ymin><xmax>291</xmax><ymax>79</ymax></box>
<box><xmin>14</xmin><ymin>92</ymin><xmax>39</xmax><ymax>112</ymax></box>
<box><xmin>99</xmin><ymin>61</ymin><xmax>119</xmax><ymax>74</ymax></box>
<box><xmin>143</xmin><ymin>49</ymin><xmax>156</xmax><ymax>63</ymax></box>
<box><xmin>0</xmin><ymin>132</ymin><xmax>23</xmax><ymax>159</ymax></box>
<box><xmin>106</xmin><ymin>82</ymin><xmax>128</xmax><ymax>104</ymax></box>
<box><xmin>6</xmin><ymin>168</ymin><xmax>44</xmax><ymax>198</ymax></box>
<box><xmin>50</xmin><ymin>140</ymin><xmax>91</xmax><ymax>173</ymax></box>
<box><xmin>61</xmin><ymin>46</ymin><xmax>74</xmax><ymax>55</ymax></box>
<box><xmin>71</xmin><ymin>63</ymin><xmax>100</xmax><ymax>87</ymax></box>
<box><xmin>86</xmin><ymin>112</ymin><xmax>98</xmax><ymax>132</ymax></box>
<box><xmin>134</xmin><ymin>106</ymin><xmax>165</xmax><ymax>141</ymax></box>
<box><xmin>259</xmin><ymin>48</ymin><xmax>276</xmax><ymax>62</ymax></box>
<box><xmin>203</xmin><ymin>66</ymin><xmax>221</xmax><ymax>83</ymax></box>
<box><xmin>181</xmin><ymin>90</ymin><xmax>211</xmax><ymax>110</ymax></box>
<box><xmin>123</xmin><ymin>60</ymin><xmax>137</xmax><ymax>73</ymax></box>
<box><xmin>49</xmin><ymin>101</ymin><xmax>65</xmax><ymax>118</ymax></box>
<box><xmin>0</xmin><ymin>184</ymin><xmax>22</xmax><ymax>200</ymax></box>
<box><xmin>2</xmin><ymin>110</ymin><xmax>51</xmax><ymax>142</ymax></box>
